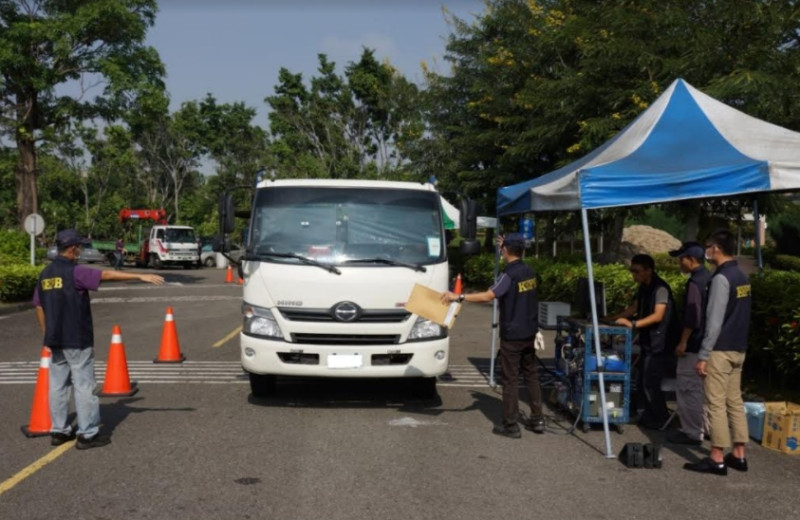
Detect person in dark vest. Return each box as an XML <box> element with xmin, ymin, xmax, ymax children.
<box><xmin>667</xmin><ymin>242</ymin><xmax>712</xmax><ymax>446</ymax></box>
<box><xmin>608</xmin><ymin>254</ymin><xmax>679</xmax><ymax>430</ymax></box>
<box><xmin>684</xmin><ymin>229</ymin><xmax>751</xmax><ymax>475</ymax></box>
<box><xmin>441</xmin><ymin>233</ymin><xmax>544</xmax><ymax>438</ymax></box>
<box><xmin>33</xmin><ymin>229</ymin><xmax>165</xmax><ymax>449</ymax></box>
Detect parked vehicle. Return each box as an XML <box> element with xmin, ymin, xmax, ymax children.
<box><xmin>46</xmin><ymin>245</ymin><xmax>106</xmax><ymax>264</ymax></box>
<box><xmin>201</xmin><ymin>243</ymin><xmax>243</xmax><ymax>267</ymax></box>
<box><xmin>136</xmin><ymin>225</ymin><xmax>199</xmax><ymax>269</ymax></box>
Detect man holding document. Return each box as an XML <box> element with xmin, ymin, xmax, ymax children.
<box><xmin>441</xmin><ymin>233</ymin><xmax>544</xmax><ymax>438</ymax></box>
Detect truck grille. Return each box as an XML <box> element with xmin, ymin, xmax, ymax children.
<box><xmin>290</xmin><ymin>334</ymin><xmax>400</xmax><ymax>345</ymax></box>
<box><xmin>279</xmin><ymin>308</ymin><xmax>410</xmax><ymax>323</ymax></box>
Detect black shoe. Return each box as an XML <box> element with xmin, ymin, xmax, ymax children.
<box><xmin>683</xmin><ymin>457</ymin><xmax>727</xmax><ymax>475</ymax></box>
<box><xmin>724</xmin><ymin>453</ymin><xmax>748</xmax><ymax>472</ymax></box>
<box><xmin>492</xmin><ymin>423</ymin><xmax>522</xmax><ymax>439</ymax></box>
<box><xmin>666</xmin><ymin>430</ymin><xmax>702</xmax><ymax>446</ymax></box>
<box><xmin>76</xmin><ymin>434</ymin><xmax>111</xmax><ymax>450</ymax></box>
<box><xmin>50</xmin><ymin>432</ymin><xmax>76</xmax><ymax>446</ymax></box>
<box><xmin>522</xmin><ymin>416</ymin><xmax>545</xmax><ymax>434</ymax></box>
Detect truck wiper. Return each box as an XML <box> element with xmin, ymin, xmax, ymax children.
<box><xmin>343</xmin><ymin>257</ymin><xmax>427</xmax><ymax>272</ymax></box>
<box><xmin>249</xmin><ymin>251</ymin><xmax>341</xmax><ymax>275</ymax></box>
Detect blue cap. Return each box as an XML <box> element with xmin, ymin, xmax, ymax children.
<box><xmin>55</xmin><ymin>229</ymin><xmax>90</xmax><ymax>249</ymax></box>
<box><xmin>669</xmin><ymin>241</ymin><xmax>704</xmax><ymax>260</ymax></box>
<box><xmin>503</xmin><ymin>232</ymin><xmax>526</xmax><ymax>250</ymax></box>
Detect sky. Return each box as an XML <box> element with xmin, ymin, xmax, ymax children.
<box><xmin>146</xmin><ymin>0</ymin><xmax>486</xmax><ymax>124</ymax></box>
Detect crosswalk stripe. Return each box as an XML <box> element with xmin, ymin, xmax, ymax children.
<box><xmin>0</xmin><ymin>362</ymin><xmax>499</xmax><ymax>386</ymax></box>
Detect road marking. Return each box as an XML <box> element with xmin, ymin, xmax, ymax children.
<box><xmin>92</xmin><ymin>295</ymin><xmax>240</xmax><ymax>304</ymax></box>
<box><xmin>0</xmin><ymin>440</ymin><xmax>75</xmax><ymax>498</ymax></box>
<box><xmin>0</xmin><ymin>362</ymin><xmax>502</xmax><ymax>386</ymax></box>
<box><xmin>98</xmin><ymin>283</ymin><xmax>235</xmax><ymax>291</ymax></box>
<box><xmin>213</xmin><ymin>326</ymin><xmax>243</xmax><ymax>348</ymax></box>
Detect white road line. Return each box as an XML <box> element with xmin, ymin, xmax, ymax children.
<box><xmin>0</xmin><ymin>362</ymin><xmax>497</xmax><ymax>386</ymax></box>
<box><xmin>92</xmin><ymin>295</ymin><xmax>241</xmax><ymax>304</ymax></box>
<box><xmin>98</xmin><ymin>283</ymin><xmax>236</xmax><ymax>291</ymax></box>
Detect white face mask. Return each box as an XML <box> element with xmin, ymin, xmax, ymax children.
<box><xmin>704</xmin><ymin>252</ymin><xmax>712</xmax><ymax>262</ymax></box>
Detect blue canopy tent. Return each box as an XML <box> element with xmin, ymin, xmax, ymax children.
<box><xmin>494</xmin><ymin>78</ymin><xmax>800</xmax><ymax>458</ymax></box>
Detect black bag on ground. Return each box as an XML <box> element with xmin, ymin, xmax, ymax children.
<box><xmin>619</xmin><ymin>442</ymin><xmax>644</xmax><ymax>468</ymax></box>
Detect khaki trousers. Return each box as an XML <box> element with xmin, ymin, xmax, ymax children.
<box><xmin>704</xmin><ymin>351</ymin><xmax>748</xmax><ymax>448</ymax></box>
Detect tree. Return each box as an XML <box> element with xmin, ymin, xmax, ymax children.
<box><xmin>0</xmin><ymin>0</ymin><xmax>164</xmax><ymax>226</ymax></box>
<box><xmin>420</xmin><ymin>0</ymin><xmax>800</xmax><ymax>254</ymax></box>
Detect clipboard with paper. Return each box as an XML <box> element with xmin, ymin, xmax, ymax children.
<box><xmin>404</xmin><ymin>283</ymin><xmax>461</xmax><ymax>328</ymax></box>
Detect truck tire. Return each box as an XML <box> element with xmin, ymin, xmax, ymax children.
<box><xmin>249</xmin><ymin>373</ymin><xmax>276</xmax><ymax>398</ymax></box>
<box><xmin>412</xmin><ymin>377</ymin><xmax>438</xmax><ymax>399</ymax></box>
<box><xmin>149</xmin><ymin>254</ymin><xmax>162</xmax><ymax>269</ymax></box>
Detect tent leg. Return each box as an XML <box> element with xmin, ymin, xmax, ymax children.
<box><xmin>753</xmin><ymin>199</ymin><xmax>763</xmax><ymax>272</ymax></box>
<box><xmin>489</xmin><ymin>222</ymin><xmax>501</xmax><ymax>388</ymax></box>
<box><xmin>582</xmin><ymin>209</ymin><xmax>615</xmax><ymax>459</ymax></box>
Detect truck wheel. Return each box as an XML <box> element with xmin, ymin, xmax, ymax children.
<box><xmin>249</xmin><ymin>373</ymin><xmax>276</xmax><ymax>398</ymax></box>
<box><xmin>149</xmin><ymin>254</ymin><xmax>162</xmax><ymax>269</ymax></box>
<box><xmin>412</xmin><ymin>377</ymin><xmax>437</xmax><ymax>399</ymax></box>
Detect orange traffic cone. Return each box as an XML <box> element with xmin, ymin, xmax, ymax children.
<box><xmin>454</xmin><ymin>273</ymin><xmax>463</xmax><ymax>295</ymax></box>
<box><xmin>99</xmin><ymin>325</ymin><xmax>138</xmax><ymax>397</ymax></box>
<box><xmin>154</xmin><ymin>307</ymin><xmax>186</xmax><ymax>363</ymax></box>
<box><xmin>237</xmin><ymin>275</ymin><xmax>244</xmax><ymax>285</ymax></box>
<box><xmin>225</xmin><ymin>264</ymin><xmax>234</xmax><ymax>283</ymax></box>
<box><xmin>21</xmin><ymin>347</ymin><xmax>52</xmax><ymax>437</ymax></box>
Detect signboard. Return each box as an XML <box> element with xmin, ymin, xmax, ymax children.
<box><xmin>23</xmin><ymin>213</ymin><xmax>45</xmax><ymax>266</ymax></box>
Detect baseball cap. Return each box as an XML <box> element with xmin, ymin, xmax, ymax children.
<box><xmin>502</xmin><ymin>232</ymin><xmax>526</xmax><ymax>250</ymax></box>
<box><xmin>669</xmin><ymin>241</ymin><xmax>704</xmax><ymax>260</ymax></box>
<box><xmin>55</xmin><ymin>229</ymin><xmax>91</xmax><ymax>248</ymax></box>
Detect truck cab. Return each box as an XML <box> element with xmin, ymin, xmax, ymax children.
<box><xmin>141</xmin><ymin>225</ymin><xmax>200</xmax><ymax>269</ymax></box>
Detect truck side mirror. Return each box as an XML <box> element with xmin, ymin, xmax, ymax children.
<box><xmin>212</xmin><ymin>234</ymin><xmax>229</xmax><ymax>253</ymax></box>
<box><xmin>218</xmin><ymin>193</ymin><xmax>235</xmax><ymax>235</ymax></box>
<box><xmin>460</xmin><ymin>239</ymin><xmax>481</xmax><ymax>256</ymax></box>
<box><xmin>459</xmin><ymin>198</ymin><xmax>478</xmax><ymax>240</ymax></box>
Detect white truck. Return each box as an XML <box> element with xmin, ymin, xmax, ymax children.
<box><xmin>137</xmin><ymin>225</ymin><xmax>200</xmax><ymax>269</ymax></box>
<box><xmin>217</xmin><ymin>179</ymin><xmax>452</xmax><ymax>398</ymax></box>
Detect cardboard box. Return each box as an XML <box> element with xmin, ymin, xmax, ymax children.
<box><xmin>762</xmin><ymin>401</ymin><xmax>800</xmax><ymax>455</ymax></box>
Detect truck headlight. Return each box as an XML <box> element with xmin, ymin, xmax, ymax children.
<box><xmin>242</xmin><ymin>303</ymin><xmax>283</xmax><ymax>339</ymax></box>
<box><xmin>408</xmin><ymin>317</ymin><xmax>446</xmax><ymax>341</ymax></box>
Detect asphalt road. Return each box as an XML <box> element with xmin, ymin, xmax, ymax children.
<box><xmin>1</xmin><ymin>266</ymin><xmax>798</xmax><ymax>520</ymax></box>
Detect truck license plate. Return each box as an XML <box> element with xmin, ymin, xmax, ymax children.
<box><xmin>328</xmin><ymin>354</ymin><xmax>362</xmax><ymax>369</ymax></box>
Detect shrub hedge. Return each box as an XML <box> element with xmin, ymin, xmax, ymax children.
<box><xmin>0</xmin><ymin>263</ymin><xmax>43</xmax><ymax>302</ymax></box>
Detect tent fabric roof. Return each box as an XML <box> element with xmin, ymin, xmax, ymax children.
<box><xmin>497</xmin><ymin>79</ymin><xmax>800</xmax><ymax>215</ymax></box>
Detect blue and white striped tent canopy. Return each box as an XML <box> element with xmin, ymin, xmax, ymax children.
<box><xmin>497</xmin><ymin>79</ymin><xmax>800</xmax><ymax>215</ymax></box>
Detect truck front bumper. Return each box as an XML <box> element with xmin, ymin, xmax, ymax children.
<box><xmin>240</xmin><ymin>333</ymin><xmax>449</xmax><ymax>378</ymax></box>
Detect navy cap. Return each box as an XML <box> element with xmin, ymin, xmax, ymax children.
<box><xmin>502</xmin><ymin>232</ymin><xmax>526</xmax><ymax>250</ymax></box>
<box><xmin>55</xmin><ymin>229</ymin><xmax>90</xmax><ymax>248</ymax></box>
<box><xmin>669</xmin><ymin>241</ymin><xmax>704</xmax><ymax>260</ymax></box>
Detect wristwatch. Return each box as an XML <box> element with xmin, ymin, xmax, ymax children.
<box><xmin>631</xmin><ymin>319</ymin><xmax>637</xmax><ymax>329</ymax></box>
<box><xmin>458</xmin><ymin>294</ymin><xmax>465</xmax><ymax>303</ymax></box>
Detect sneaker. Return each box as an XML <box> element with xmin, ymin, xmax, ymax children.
<box><xmin>522</xmin><ymin>416</ymin><xmax>546</xmax><ymax>434</ymax></box>
<box><xmin>724</xmin><ymin>453</ymin><xmax>748</xmax><ymax>472</ymax></box>
<box><xmin>492</xmin><ymin>423</ymin><xmax>522</xmax><ymax>439</ymax></box>
<box><xmin>50</xmin><ymin>431</ymin><xmax>76</xmax><ymax>446</ymax></box>
<box><xmin>683</xmin><ymin>457</ymin><xmax>727</xmax><ymax>476</ymax></box>
<box><xmin>76</xmin><ymin>434</ymin><xmax>111</xmax><ymax>450</ymax></box>
<box><xmin>666</xmin><ymin>429</ymin><xmax>702</xmax><ymax>446</ymax></box>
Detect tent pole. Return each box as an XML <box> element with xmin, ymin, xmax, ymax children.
<box><xmin>489</xmin><ymin>221</ymin><xmax>501</xmax><ymax>387</ymax></box>
<box><xmin>581</xmin><ymin>209</ymin><xmax>614</xmax><ymax>459</ymax></box>
<box><xmin>753</xmin><ymin>199</ymin><xmax>763</xmax><ymax>272</ymax></box>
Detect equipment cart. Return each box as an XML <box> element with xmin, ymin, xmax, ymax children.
<box><xmin>553</xmin><ymin>318</ymin><xmax>632</xmax><ymax>433</ymax></box>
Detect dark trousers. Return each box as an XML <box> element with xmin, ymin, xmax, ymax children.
<box><xmin>635</xmin><ymin>352</ymin><xmax>669</xmax><ymax>426</ymax></box>
<box><xmin>499</xmin><ymin>339</ymin><xmax>543</xmax><ymax>426</ymax></box>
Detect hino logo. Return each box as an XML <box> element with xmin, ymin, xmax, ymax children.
<box><xmin>277</xmin><ymin>300</ymin><xmax>303</xmax><ymax>307</ymax></box>
<box><xmin>332</xmin><ymin>301</ymin><xmax>361</xmax><ymax>322</ymax></box>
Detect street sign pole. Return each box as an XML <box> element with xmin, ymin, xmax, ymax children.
<box><xmin>24</xmin><ymin>213</ymin><xmax>46</xmax><ymax>266</ymax></box>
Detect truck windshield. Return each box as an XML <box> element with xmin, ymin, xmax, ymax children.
<box><xmin>250</xmin><ymin>186</ymin><xmax>445</xmax><ymax>266</ymax></box>
<box><xmin>165</xmin><ymin>228</ymin><xmax>196</xmax><ymax>243</ymax></box>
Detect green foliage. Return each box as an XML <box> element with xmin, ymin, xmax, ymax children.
<box><xmin>0</xmin><ymin>228</ymin><xmax>31</xmax><ymax>263</ymax></box>
<box><xmin>0</xmin><ymin>264</ymin><xmax>43</xmax><ymax>302</ymax></box>
<box><xmin>462</xmin><ymin>252</ymin><xmax>685</xmax><ymax>313</ymax></box>
<box><xmin>747</xmin><ymin>270</ymin><xmax>800</xmax><ymax>384</ymax></box>
<box><xmin>765</xmin><ymin>310</ymin><xmax>800</xmax><ymax>379</ymax></box>
<box><xmin>770</xmin><ymin>254</ymin><xmax>800</xmax><ymax>273</ymax></box>
<box><xmin>770</xmin><ymin>204</ymin><xmax>800</xmax><ymax>255</ymax></box>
